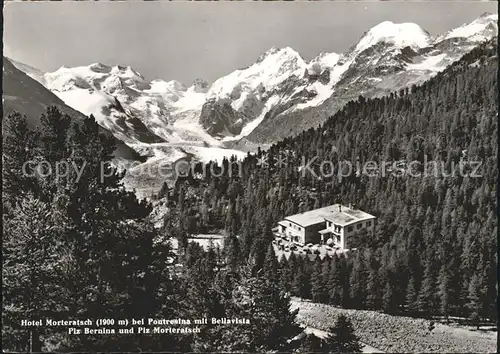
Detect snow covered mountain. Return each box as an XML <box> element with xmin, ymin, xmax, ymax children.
<box><xmin>241</xmin><ymin>12</ymin><xmax>498</xmax><ymax>143</ymax></box>
<box><xmin>6</xmin><ymin>13</ymin><xmax>497</xmax><ymax>198</ymax></box>
<box><xmin>3</xmin><ymin>57</ymin><xmax>245</xmax><ymax>198</ymax></box>
<box><xmin>25</xmin><ymin>62</ymin><xmax>219</xmax><ymax>148</ymax></box>
<box><xmin>2</xmin><ymin>57</ymin><xmax>143</xmax><ymax>164</ymax></box>
<box><xmin>436</xmin><ymin>12</ymin><xmax>498</xmax><ymax>43</ymax></box>
<box><xmin>15</xmin><ymin>13</ymin><xmax>496</xmax><ymax>150</ymax></box>
<box><xmin>41</xmin><ymin>63</ymin><xmax>203</xmax><ymax>145</ymax></box>
<box><xmin>184</xmin><ymin>12</ymin><xmax>497</xmax><ymax>145</ymax></box>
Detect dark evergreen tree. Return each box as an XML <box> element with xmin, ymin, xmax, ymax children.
<box><xmin>467</xmin><ymin>271</ymin><xmax>483</xmax><ymax>329</ymax></box>
<box><xmin>325</xmin><ymin>315</ymin><xmax>363</xmax><ymax>353</ymax></box>
<box><xmin>405</xmin><ymin>276</ymin><xmax>419</xmax><ymax>314</ymax></box>
<box><xmin>2</xmin><ymin>196</ymin><xmax>70</xmax><ymax>352</ymax></box>
<box><xmin>311</xmin><ymin>258</ymin><xmax>329</xmax><ymax>303</ymax></box>
<box><xmin>2</xmin><ymin>112</ymin><xmax>40</xmax><ymax>205</ymax></box>
<box><xmin>297</xmin><ymin>333</ymin><xmax>328</xmax><ymax>353</ymax></box>
<box><xmin>225</xmin><ymin>233</ymin><xmax>241</xmax><ymax>271</ymax></box>
<box><xmin>292</xmin><ymin>259</ymin><xmax>312</xmax><ymax>299</ymax></box>
<box><xmin>263</xmin><ymin>244</ymin><xmax>279</xmax><ymax>283</ymax></box>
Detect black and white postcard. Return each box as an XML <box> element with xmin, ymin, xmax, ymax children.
<box><xmin>2</xmin><ymin>0</ymin><xmax>498</xmax><ymax>352</ymax></box>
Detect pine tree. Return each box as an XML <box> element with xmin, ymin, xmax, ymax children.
<box><xmin>225</xmin><ymin>233</ymin><xmax>241</xmax><ymax>271</ymax></box>
<box><xmin>297</xmin><ymin>333</ymin><xmax>327</xmax><ymax>353</ymax></box>
<box><xmin>251</xmin><ymin>225</ymin><xmax>273</xmax><ymax>271</ymax></box>
<box><xmin>405</xmin><ymin>276</ymin><xmax>419</xmax><ymax>315</ymax></box>
<box><xmin>4</xmin><ymin>112</ymin><xmax>172</xmax><ymax>351</ymax></box>
<box><xmin>406</xmin><ymin>227</ymin><xmax>424</xmax><ymax>288</ymax></box>
<box><xmin>2</xmin><ymin>196</ymin><xmax>70</xmax><ymax>351</ymax></box>
<box><xmin>292</xmin><ymin>260</ymin><xmax>311</xmax><ymax>299</ymax></box>
<box><xmin>278</xmin><ymin>257</ymin><xmax>291</xmax><ymax>292</ymax></box>
<box><xmin>338</xmin><ymin>255</ymin><xmax>351</xmax><ymax>308</ymax></box>
<box><xmin>382</xmin><ymin>282</ymin><xmax>396</xmax><ymax>314</ymax></box>
<box><xmin>328</xmin><ymin>255</ymin><xmax>342</xmax><ymax>306</ymax></box>
<box><xmin>311</xmin><ymin>258</ymin><xmax>329</xmax><ymax>303</ymax></box>
<box><xmin>437</xmin><ymin>263</ymin><xmax>451</xmax><ymax>322</ymax></box>
<box><xmin>218</xmin><ymin>265</ymin><xmax>301</xmax><ymax>352</ymax></box>
<box><xmin>37</xmin><ymin>107</ymin><xmax>72</xmax><ymax>201</ymax></box>
<box><xmin>348</xmin><ymin>252</ymin><xmax>366</xmax><ymax>308</ymax></box>
<box><xmin>263</xmin><ymin>243</ymin><xmax>279</xmax><ymax>283</ymax></box>
<box><xmin>325</xmin><ymin>315</ymin><xmax>363</xmax><ymax>353</ymax></box>
<box><xmin>2</xmin><ymin>112</ymin><xmax>40</xmax><ymax>205</ymax></box>
<box><xmin>365</xmin><ymin>268</ymin><xmax>380</xmax><ymax>310</ymax></box>
<box><xmin>39</xmin><ymin>106</ymin><xmax>71</xmax><ymax>163</ymax></box>
<box><xmin>467</xmin><ymin>272</ymin><xmax>482</xmax><ymax>329</ymax></box>
<box><xmin>417</xmin><ymin>250</ymin><xmax>438</xmax><ymax>315</ymax></box>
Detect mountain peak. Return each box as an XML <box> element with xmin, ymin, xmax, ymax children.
<box><xmin>257</xmin><ymin>46</ymin><xmax>303</xmax><ymax>64</ymax></box>
<box><xmin>438</xmin><ymin>12</ymin><xmax>498</xmax><ymax>43</ymax></box>
<box><xmin>88</xmin><ymin>62</ymin><xmax>112</xmax><ymax>73</ymax></box>
<box><xmin>208</xmin><ymin>45</ymin><xmax>306</xmax><ymax>100</ymax></box>
<box><xmin>353</xmin><ymin>21</ymin><xmax>431</xmax><ymax>55</ymax></box>
<box><xmin>110</xmin><ymin>65</ymin><xmax>145</xmax><ymax>81</ymax></box>
<box><xmin>478</xmin><ymin>12</ymin><xmax>497</xmax><ymax>20</ymax></box>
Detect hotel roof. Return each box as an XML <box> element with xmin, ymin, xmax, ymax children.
<box><xmin>282</xmin><ymin>204</ymin><xmax>374</xmax><ymax>227</ymax></box>
<box><xmin>324</xmin><ymin>208</ymin><xmax>376</xmax><ymax>226</ymax></box>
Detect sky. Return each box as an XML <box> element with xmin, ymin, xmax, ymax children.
<box><xmin>3</xmin><ymin>1</ymin><xmax>497</xmax><ymax>84</ymax></box>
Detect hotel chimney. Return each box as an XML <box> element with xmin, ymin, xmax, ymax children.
<box><xmin>339</xmin><ymin>205</ymin><xmax>342</xmax><ymax>212</ymax></box>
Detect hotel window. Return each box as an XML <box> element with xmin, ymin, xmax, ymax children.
<box><xmin>348</xmin><ymin>226</ymin><xmax>353</xmax><ymax>232</ymax></box>
<box><xmin>357</xmin><ymin>223</ymin><xmax>362</xmax><ymax>229</ymax></box>
<box><xmin>366</xmin><ymin>221</ymin><xmax>372</xmax><ymax>227</ymax></box>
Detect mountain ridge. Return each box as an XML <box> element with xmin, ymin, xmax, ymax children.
<box><xmin>2</xmin><ymin>57</ymin><xmax>145</xmax><ymax>164</ymax></box>
<box><xmin>7</xmin><ymin>13</ymin><xmax>498</xmax><ymax>154</ymax></box>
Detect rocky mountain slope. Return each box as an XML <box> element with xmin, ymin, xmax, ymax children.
<box><xmin>22</xmin><ymin>61</ymin><xmax>220</xmax><ymax>147</ymax></box>
<box><xmin>2</xmin><ymin>57</ymin><xmax>142</xmax><ymax>163</ymax></box>
<box><xmin>243</xmin><ymin>12</ymin><xmax>498</xmax><ymax>143</ymax></box>
<box><xmin>3</xmin><ymin>57</ymin><xmax>246</xmax><ymax>198</ymax></box>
